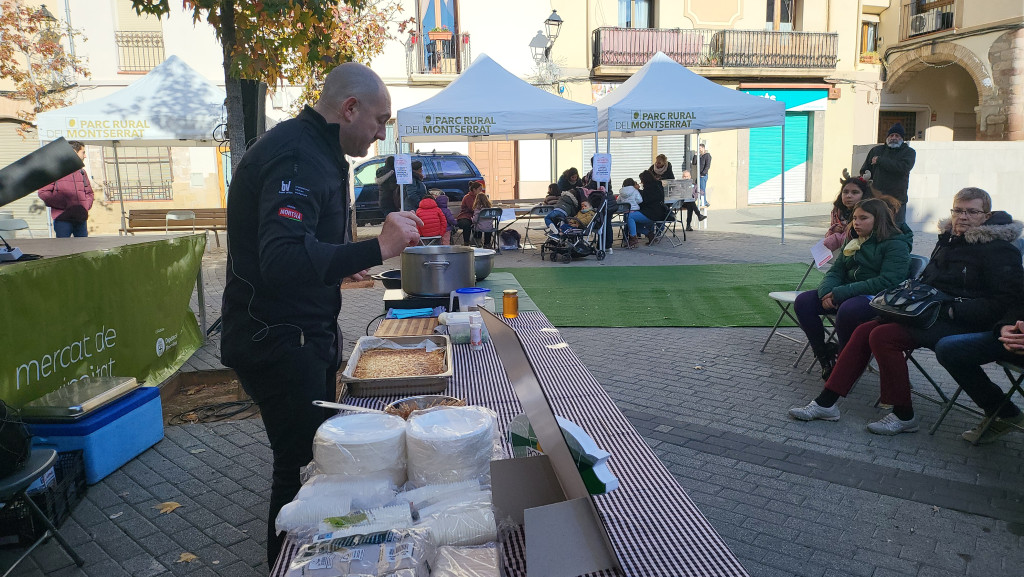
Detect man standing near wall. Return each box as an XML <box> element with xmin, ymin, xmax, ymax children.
<box><xmin>860</xmin><ymin>123</ymin><xmax>916</xmax><ymax>224</ymax></box>
<box><xmin>694</xmin><ymin>143</ymin><xmax>711</xmax><ymax>207</ymax></box>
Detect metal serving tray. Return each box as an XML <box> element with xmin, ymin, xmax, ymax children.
<box><xmin>340</xmin><ymin>335</ymin><xmax>452</xmax><ymax>398</ymax></box>
<box><xmin>19</xmin><ymin>376</ymin><xmax>139</xmax><ymax>421</ymax></box>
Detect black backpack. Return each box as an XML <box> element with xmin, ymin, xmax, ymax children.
<box><xmin>0</xmin><ymin>400</ymin><xmax>32</xmax><ymax>477</ymax></box>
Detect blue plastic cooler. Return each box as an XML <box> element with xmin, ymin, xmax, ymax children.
<box><xmin>27</xmin><ymin>386</ymin><xmax>164</xmax><ymax>484</ymax></box>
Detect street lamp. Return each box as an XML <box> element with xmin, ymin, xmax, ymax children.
<box><xmin>530</xmin><ymin>10</ymin><xmax>563</xmax><ymax>62</ymax></box>
<box><xmin>544</xmin><ymin>10</ymin><xmax>563</xmax><ymax>48</ymax></box>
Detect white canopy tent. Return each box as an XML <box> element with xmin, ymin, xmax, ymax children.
<box><xmin>36</xmin><ymin>55</ymin><xmax>226</xmax><ymax>230</ymax></box>
<box><xmin>595</xmin><ymin>52</ymin><xmax>790</xmax><ymax>240</ymax></box>
<box><xmin>397</xmin><ymin>53</ymin><xmax>598</xmax><ymax>144</ymax></box>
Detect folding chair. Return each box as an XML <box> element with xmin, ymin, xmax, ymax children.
<box><xmin>0</xmin><ymin>218</ymin><xmax>33</xmax><ymax>238</ymax></box>
<box><xmin>610</xmin><ymin>202</ymin><xmax>631</xmax><ymax>248</ymax></box>
<box><xmin>419</xmin><ymin>236</ymin><xmax>442</xmax><ymax>246</ymax></box>
<box><xmin>521</xmin><ymin>205</ymin><xmax>553</xmax><ymax>251</ymax></box>
<box><xmin>473</xmin><ymin>207</ymin><xmax>502</xmax><ymax>252</ymax></box>
<box><xmin>0</xmin><ymin>448</ymin><xmax>85</xmax><ymax>576</ymax></box>
<box><xmin>760</xmin><ymin>259</ymin><xmax>817</xmax><ymax>353</ymax></box>
<box><xmin>650</xmin><ymin>199</ymin><xmax>685</xmax><ymax>246</ymax></box>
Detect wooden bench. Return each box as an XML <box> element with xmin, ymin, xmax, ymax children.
<box><xmin>123</xmin><ymin>208</ymin><xmax>227</xmax><ymax>247</ymax></box>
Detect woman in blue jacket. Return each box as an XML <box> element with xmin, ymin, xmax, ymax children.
<box><xmin>795</xmin><ymin>197</ymin><xmax>913</xmax><ymax>379</ymax></box>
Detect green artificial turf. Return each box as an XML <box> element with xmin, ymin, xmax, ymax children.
<box><xmin>494</xmin><ymin>263</ymin><xmax>824</xmax><ymax>327</ymax></box>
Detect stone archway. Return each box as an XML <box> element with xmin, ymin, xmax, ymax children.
<box><xmin>884</xmin><ymin>30</ymin><xmax>1024</xmax><ymax>141</ymax></box>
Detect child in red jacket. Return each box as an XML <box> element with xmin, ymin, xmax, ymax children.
<box><xmin>416</xmin><ymin>196</ymin><xmax>448</xmax><ymax>241</ymax></box>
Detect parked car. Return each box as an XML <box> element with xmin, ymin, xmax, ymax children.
<box><xmin>352</xmin><ymin>152</ymin><xmax>484</xmax><ymax>226</ymax></box>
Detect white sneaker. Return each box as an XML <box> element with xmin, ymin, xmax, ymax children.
<box><xmin>788</xmin><ymin>401</ymin><xmax>840</xmax><ymax>422</ymax></box>
<box><xmin>866</xmin><ymin>413</ymin><xmax>919</xmax><ymax>435</ymax></box>
<box><xmin>547</xmin><ymin>223</ymin><xmax>560</xmax><ymax>235</ymax></box>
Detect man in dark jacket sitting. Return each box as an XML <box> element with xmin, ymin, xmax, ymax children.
<box><xmin>860</xmin><ymin>123</ymin><xmax>916</xmax><ymax>224</ymax></box>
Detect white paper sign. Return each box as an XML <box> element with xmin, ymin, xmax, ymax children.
<box><xmin>394</xmin><ymin>154</ymin><xmax>412</xmax><ymax>185</ymax></box>
<box><xmin>811</xmin><ymin>239</ymin><xmax>834</xmax><ymax>268</ymax></box>
<box><xmin>592</xmin><ymin>153</ymin><xmax>612</xmax><ymax>183</ymax></box>
<box><xmin>500</xmin><ymin>208</ymin><xmax>517</xmax><ymax>222</ymax></box>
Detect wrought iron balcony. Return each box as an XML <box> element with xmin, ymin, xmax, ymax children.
<box><xmin>592</xmin><ymin>27</ymin><xmax>838</xmax><ymax>70</ymax></box>
<box><xmin>114</xmin><ymin>31</ymin><xmax>165</xmax><ymax>73</ymax></box>
<box><xmin>406</xmin><ymin>32</ymin><xmax>472</xmax><ymax>76</ymax></box>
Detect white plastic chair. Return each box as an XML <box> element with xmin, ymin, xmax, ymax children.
<box><xmin>165</xmin><ymin>210</ymin><xmax>196</xmax><ymax>234</ymax></box>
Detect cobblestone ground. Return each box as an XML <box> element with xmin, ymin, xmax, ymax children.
<box><xmin>6</xmin><ymin>204</ymin><xmax>1023</xmax><ymax>577</ymax></box>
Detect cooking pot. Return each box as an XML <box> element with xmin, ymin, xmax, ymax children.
<box><xmin>371</xmin><ymin>269</ymin><xmax>402</xmax><ymax>290</ymax></box>
<box><xmin>401</xmin><ymin>245</ymin><xmax>475</xmax><ymax>296</ymax></box>
<box><xmin>473</xmin><ymin>248</ymin><xmax>495</xmax><ymax>281</ymax></box>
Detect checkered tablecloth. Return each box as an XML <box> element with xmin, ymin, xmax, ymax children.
<box><xmin>272</xmin><ymin>311</ymin><xmax>749</xmax><ymax>577</ymax></box>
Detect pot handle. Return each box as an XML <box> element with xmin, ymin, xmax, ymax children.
<box><xmin>423</xmin><ymin>260</ymin><xmax>450</xmax><ymax>269</ymax></box>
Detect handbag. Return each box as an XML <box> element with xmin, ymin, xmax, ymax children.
<box><xmin>869</xmin><ymin>279</ymin><xmax>951</xmax><ymax>329</ymax></box>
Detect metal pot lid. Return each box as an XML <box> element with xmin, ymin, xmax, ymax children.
<box><xmin>403</xmin><ymin>245</ymin><xmax>474</xmax><ymax>255</ymax></box>
<box><xmin>473</xmin><ymin>248</ymin><xmax>496</xmax><ymax>256</ymax></box>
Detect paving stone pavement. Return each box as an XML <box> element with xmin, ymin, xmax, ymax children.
<box><xmin>6</xmin><ymin>203</ymin><xmax>1023</xmax><ymax>577</ymax></box>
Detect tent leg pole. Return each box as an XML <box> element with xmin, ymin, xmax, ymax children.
<box><xmin>780</xmin><ymin>121</ymin><xmax>786</xmax><ymax>245</ymax></box>
<box><xmin>113</xmin><ymin>141</ymin><xmax>127</xmax><ymax>235</ymax></box>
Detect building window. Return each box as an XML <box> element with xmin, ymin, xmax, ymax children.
<box><xmin>766</xmin><ymin>0</ymin><xmax>796</xmax><ymax>31</ymax></box>
<box><xmin>618</xmin><ymin>0</ymin><xmax>652</xmax><ymax>28</ymax></box>
<box><xmin>115</xmin><ymin>31</ymin><xmax>165</xmax><ymax>73</ymax></box>
<box><xmin>102</xmin><ymin>146</ymin><xmax>173</xmax><ymax>201</ymax></box>
<box><xmin>377</xmin><ymin>121</ymin><xmax>411</xmax><ymax>156</ymax></box>
<box><xmin>860</xmin><ymin>21</ymin><xmax>879</xmax><ymax>62</ymax></box>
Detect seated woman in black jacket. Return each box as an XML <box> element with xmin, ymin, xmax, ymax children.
<box><xmin>648</xmin><ymin>154</ymin><xmax>675</xmax><ymax>182</ymax></box>
<box><xmin>624</xmin><ymin>170</ymin><xmax>671</xmax><ymax>247</ymax></box>
<box><xmin>789</xmin><ymin>187</ymin><xmax>1024</xmax><ymax>436</ymax></box>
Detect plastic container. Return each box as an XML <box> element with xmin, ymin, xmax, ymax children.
<box><xmin>26</xmin><ymin>387</ymin><xmax>164</xmax><ymax>484</ymax></box>
<box><xmin>470</xmin><ymin>319</ymin><xmax>483</xmax><ymax>350</ymax></box>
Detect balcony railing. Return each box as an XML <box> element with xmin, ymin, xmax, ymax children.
<box><xmin>115</xmin><ymin>31</ymin><xmax>165</xmax><ymax>73</ymax></box>
<box><xmin>406</xmin><ymin>32</ymin><xmax>471</xmax><ymax>76</ymax></box>
<box><xmin>592</xmin><ymin>27</ymin><xmax>838</xmax><ymax>69</ymax></box>
<box><xmin>103</xmin><ymin>181</ymin><xmax>173</xmax><ymax>201</ymax></box>
<box><xmin>899</xmin><ymin>0</ymin><xmax>954</xmax><ymax>41</ymax></box>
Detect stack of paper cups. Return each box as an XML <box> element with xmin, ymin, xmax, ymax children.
<box><xmin>406</xmin><ymin>407</ymin><xmax>495</xmax><ymax>486</ymax></box>
<box><xmin>313</xmin><ymin>413</ymin><xmax>407</xmax><ymax>486</ymax></box>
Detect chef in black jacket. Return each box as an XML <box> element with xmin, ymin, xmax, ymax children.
<box><xmin>220</xmin><ymin>62</ymin><xmax>421</xmax><ymax>568</ymax></box>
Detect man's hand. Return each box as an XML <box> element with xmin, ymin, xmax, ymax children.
<box><xmin>345</xmin><ymin>270</ymin><xmax>370</xmax><ymax>282</ymax></box>
<box><xmin>377</xmin><ymin>211</ymin><xmax>423</xmax><ymax>260</ymax></box>
<box><xmin>821</xmin><ymin>293</ymin><xmax>836</xmax><ymax>311</ymax></box>
<box><xmin>999</xmin><ymin>321</ymin><xmax>1024</xmax><ymax>354</ymax></box>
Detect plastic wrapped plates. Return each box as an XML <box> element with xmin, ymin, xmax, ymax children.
<box><xmin>406</xmin><ymin>406</ymin><xmax>496</xmax><ymax>486</ymax></box>
<box><xmin>313</xmin><ymin>413</ymin><xmax>407</xmax><ymax>486</ymax></box>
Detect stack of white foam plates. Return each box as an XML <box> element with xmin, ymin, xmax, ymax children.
<box><xmin>406</xmin><ymin>406</ymin><xmax>496</xmax><ymax>486</ymax></box>
<box><xmin>313</xmin><ymin>413</ymin><xmax>407</xmax><ymax>486</ymax></box>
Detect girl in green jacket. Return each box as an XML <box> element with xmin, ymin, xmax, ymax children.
<box><xmin>795</xmin><ymin>197</ymin><xmax>913</xmax><ymax>379</ymax></box>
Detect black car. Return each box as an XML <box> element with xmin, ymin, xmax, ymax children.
<box><xmin>353</xmin><ymin>152</ymin><xmax>484</xmax><ymax>225</ymax></box>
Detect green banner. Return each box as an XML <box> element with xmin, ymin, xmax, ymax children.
<box><xmin>1</xmin><ymin>235</ymin><xmax>206</xmax><ymax>408</ymax></box>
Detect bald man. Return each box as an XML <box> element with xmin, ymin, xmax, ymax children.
<box><xmin>220</xmin><ymin>63</ymin><xmax>421</xmax><ymax>567</ymax></box>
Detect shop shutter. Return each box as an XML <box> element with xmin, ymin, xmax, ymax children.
<box><xmin>583</xmin><ymin>135</ymin><xmax>653</xmax><ymax>190</ymax></box>
<box><xmin>0</xmin><ymin>121</ymin><xmax>49</xmax><ymax>235</ymax></box>
<box><xmin>747</xmin><ymin>112</ymin><xmax>809</xmax><ymax>204</ymax></box>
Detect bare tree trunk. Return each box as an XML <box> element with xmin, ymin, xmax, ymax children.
<box><xmin>220</xmin><ymin>0</ymin><xmax>246</xmax><ymax>173</ymax></box>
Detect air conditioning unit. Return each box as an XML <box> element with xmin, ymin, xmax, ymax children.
<box><xmin>910</xmin><ymin>9</ymin><xmax>943</xmax><ymax>35</ymax></box>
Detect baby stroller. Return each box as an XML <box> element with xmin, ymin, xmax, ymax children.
<box><xmin>540</xmin><ymin>199</ymin><xmax>608</xmax><ymax>263</ymax></box>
